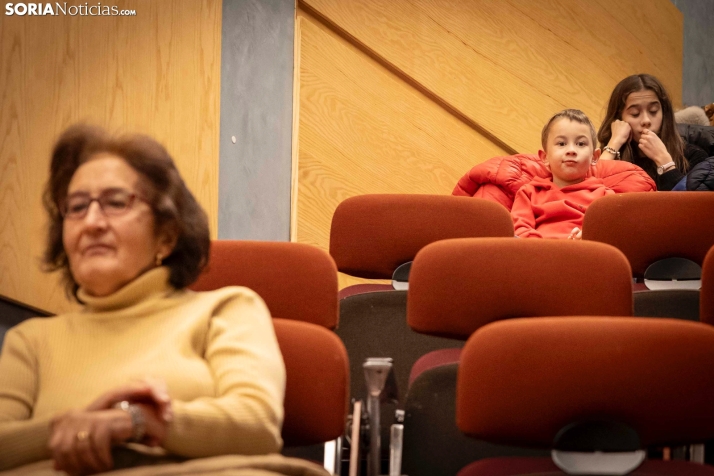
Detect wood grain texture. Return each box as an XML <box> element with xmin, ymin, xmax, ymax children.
<box><xmin>301</xmin><ymin>0</ymin><xmax>682</xmax><ymax>150</ymax></box>
<box><xmin>592</xmin><ymin>0</ymin><xmax>683</xmax><ymax>108</ymax></box>
<box><xmin>0</xmin><ymin>0</ymin><xmax>221</xmax><ymax>314</ymax></box>
<box><xmin>293</xmin><ymin>0</ymin><xmax>682</xmax><ymax>289</ymax></box>
<box><xmin>291</xmin><ymin>9</ymin><xmax>302</xmax><ymax>243</ymax></box>
<box><xmin>295</xmin><ymin>12</ymin><xmax>508</xmax><ymax>257</ymax></box>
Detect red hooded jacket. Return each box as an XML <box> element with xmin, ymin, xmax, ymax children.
<box><xmin>452</xmin><ymin>154</ymin><xmax>655</xmax><ymax>210</ymax></box>
<box><xmin>512</xmin><ymin>176</ymin><xmax>614</xmax><ymax>239</ymax></box>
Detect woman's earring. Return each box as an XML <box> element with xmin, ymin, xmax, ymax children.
<box><xmin>155</xmin><ymin>254</ymin><xmax>163</xmax><ymax>266</ymax></box>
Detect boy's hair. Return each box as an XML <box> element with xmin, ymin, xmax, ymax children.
<box><xmin>541</xmin><ymin>109</ymin><xmax>597</xmax><ymax>151</ymax></box>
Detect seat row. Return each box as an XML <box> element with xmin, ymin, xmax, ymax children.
<box><xmin>191</xmin><ymin>191</ymin><xmax>714</xmax><ymax>476</ymax></box>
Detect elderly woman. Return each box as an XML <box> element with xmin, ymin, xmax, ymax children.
<box><xmin>0</xmin><ymin>125</ymin><xmax>293</xmax><ymax>474</ymax></box>
<box><xmin>597</xmin><ymin>74</ymin><xmax>711</xmax><ymax>191</ymax></box>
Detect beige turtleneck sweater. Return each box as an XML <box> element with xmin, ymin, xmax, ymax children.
<box><xmin>0</xmin><ymin>267</ymin><xmax>286</xmax><ymax>471</ymax></box>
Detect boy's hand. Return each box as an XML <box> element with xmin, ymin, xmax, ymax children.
<box><xmin>638</xmin><ymin>129</ymin><xmax>672</xmax><ymax>166</ymax></box>
<box><xmin>609</xmin><ymin>120</ymin><xmax>632</xmax><ymax>150</ymax></box>
<box><xmin>567</xmin><ymin>227</ymin><xmax>582</xmax><ymax>240</ymax></box>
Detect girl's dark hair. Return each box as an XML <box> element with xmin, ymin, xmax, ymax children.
<box><xmin>597</xmin><ymin>74</ymin><xmax>686</xmax><ymax>176</ymax></box>
<box><xmin>43</xmin><ymin>124</ymin><xmax>210</xmax><ymax>298</ymax></box>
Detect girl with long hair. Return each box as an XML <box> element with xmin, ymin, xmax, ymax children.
<box><xmin>597</xmin><ymin>74</ymin><xmax>708</xmax><ymax>191</ymax></box>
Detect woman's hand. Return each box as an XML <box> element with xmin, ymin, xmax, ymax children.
<box><xmin>87</xmin><ymin>378</ymin><xmax>172</xmax><ymax>445</ymax></box>
<box><xmin>49</xmin><ymin>379</ymin><xmax>173</xmax><ymax>475</ymax></box>
<box><xmin>608</xmin><ymin>120</ymin><xmax>632</xmax><ymax>150</ymax></box>
<box><xmin>567</xmin><ymin>227</ymin><xmax>582</xmax><ymax>240</ymax></box>
<box><xmin>50</xmin><ymin>404</ymin><xmax>169</xmax><ymax>475</ymax></box>
<box><xmin>87</xmin><ymin>377</ymin><xmax>172</xmax><ymax>422</ymax></box>
<box><xmin>638</xmin><ymin>129</ymin><xmax>672</xmax><ymax>166</ymax></box>
<box><xmin>49</xmin><ymin>408</ymin><xmax>132</xmax><ymax>475</ymax></box>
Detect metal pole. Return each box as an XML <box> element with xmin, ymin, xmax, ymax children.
<box><xmin>363</xmin><ymin>358</ymin><xmax>393</xmax><ymax>476</ymax></box>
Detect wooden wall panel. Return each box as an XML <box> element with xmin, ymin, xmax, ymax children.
<box><xmin>594</xmin><ymin>0</ymin><xmax>683</xmax><ymax>103</ymax></box>
<box><xmin>295</xmin><ymin>11</ymin><xmax>508</xmax><ymax>264</ymax></box>
<box><xmin>0</xmin><ymin>0</ymin><xmax>221</xmax><ymax>314</ymax></box>
<box><xmin>300</xmin><ymin>0</ymin><xmax>682</xmax><ymax>151</ymax></box>
<box><xmin>294</xmin><ymin>0</ymin><xmax>682</xmax><ymax>288</ymax></box>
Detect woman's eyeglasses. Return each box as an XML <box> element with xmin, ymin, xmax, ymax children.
<box><xmin>61</xmin><ymin>189</ymin><xmax>146</xmax><ymax>219</ymax></box>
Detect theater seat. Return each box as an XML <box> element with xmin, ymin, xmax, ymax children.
<box><xmin>274</xmin><ymin>319</ymin><xmax>348</xmax><ymax>447</ymax></box>
<box><xmin>700</xmin><ymin>246</ymin><xmax>714</xmax><ymax>325</ymax></box>
<box><xmin>402</xmin><ymin>238</ymin><xmax>633</xmax><ymax>476</ymax></box>
<box><xmin>457</xmin><ymin>317</ymin><xmax>714</xmax><ymax>475</ymax></box>
<box><xmin>329</xmin><ymin>194</ymin><xmax>514</xmax><ymax>406</ymax></box>
<box><xmin>459</xmin><ymin>457</ymin><xmax>714</xmax><ymax>476</ymax></box>
<box><xmin>583</xmin><ymin>192</ymin><xmax>714</xmax><ymax>321</ymax></box>
<box><xmin>191</xmin><ymin>240</ymin><xmax>339</xmax><ymax>329</ymax></box>
<box><xmin>189</xmin><ymin>240</ymin><xmax>347</xmax><ymax>464</ymax></box>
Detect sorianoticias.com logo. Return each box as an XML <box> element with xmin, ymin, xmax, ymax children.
<box><xmin>5</xmin><ymin>3</ymin><xmax>137</xmax><ymax>16</ymax></box>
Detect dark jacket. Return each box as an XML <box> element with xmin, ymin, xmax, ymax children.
<box><xmin>683</xmin><ymin>159</ymin><xmax>714</xmax><ymax>191</ymax></box>
<box><xmin>677</xmin><ymin>124</ymin><xmax>714</xmax><ymax>191</ymax></box>
<box><xmin>678</xmin><ymin>123</ymin><xmax>714</xmax><ymax>156</ymax></box>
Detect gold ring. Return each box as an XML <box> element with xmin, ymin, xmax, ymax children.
<box><xmin>76</xmin><ymin>430</ymin><xmax>90</xmax><ymax>442</ymax></box>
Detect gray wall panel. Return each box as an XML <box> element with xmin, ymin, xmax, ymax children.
<box><xmin>672</xmin><ymin>0</ymin><xmax>714</xmax><ymax>107</ymax></box>
<box><xmin>218</xmin><ymin>0</ymin><xmax>294</xmax><ymax>241</ymax></box>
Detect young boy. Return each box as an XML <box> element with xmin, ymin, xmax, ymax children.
<box><xmin>512</xmin><ymin>109</ymin><xmax>613</xmax><ymax>239</ymax></box>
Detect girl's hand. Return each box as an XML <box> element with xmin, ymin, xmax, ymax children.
<box><xmin>567</xmin><ymin>227</ymin><xmax>582</xmax><ymax>240</ymax></box>
<box><xmin>608</xmin><ymin>120</ymin><xmax>632</xmax><ymax>150</ymax></box>
<box><xmin>638</xmin><ymin>129</ymin><xmax>672</xmax><ymax>166</ymax></box>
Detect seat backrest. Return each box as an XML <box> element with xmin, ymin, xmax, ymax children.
<box><xmin>456</xmin><ymin>317</ymin><xmax>714</xmax><ymax>448</ymax></box>
<box><xmin>274</xmin><ymin>319</ymin><xmax>349</xmax><ymax>447</ymax></box>
<box><xmin>191</xmin><ymin>240</ymin><xmax>338</xmax><ymax>329</ymax></box>
<box><xmin>701</xmin><ymin>246</ymin><xmax>714</xmax><ymax>325</ymax></box>
<box><xmin>582</xmin><ymin>192</ymin><xmax>714</xmax><ymax>279</ymax></box>
<box><xmin>408</xmin><ymin>238</ymin><xmax>633</xmax><ymax>339</ymax></box>
<box><xmin>330</xmin><ymin>195</ymin><xmax>514</xmax><ymax>279</ymax></box>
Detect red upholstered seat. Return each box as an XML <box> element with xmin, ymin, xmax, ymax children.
<box><xmin>458</xmin><ymin>457</ymin><xmax>714</xmax><ymax>476</ymax></box>
<box><xmin>330</xmin><ymin>194</ymin><xmax>514</xmax><ymax>280</ymax></box>
<box><xmin>330</xmin><ymin>195</ymin><xmax>515</xmax><ymax>409</ymax></box>
<box><xmin>274</xmin><ymin>319</ymin><xmax>348</xmax><ymax>446</ymax></box>
<box><xmin>701</xmin><ymin>246</ymin><xmax>714</xmax><ymax>325</ymax></box>
<box><xmin>458</xmin><ymin>457</ymin><xmax>560</xmax><ymax>476</ymax></box>
<box><xmin>456</xmin><ymin>317</ymin><xmax>714</xmax><ymax>475</ymax></box>
<box><xmin>402</xmin><ymin>238</ymin><xmax>634</xmax><ymax>476</ymax></box>
<box><xmin>337</xmin><ymin>283</ymin><xmax>392</xmax><ymax>300</ymax></box>
<box><xmin>583</xmin><ymin>192</ymin><xmax>714</xmax><ymax>279</ymax></box>
<box><xmin>191</xmin><ymin>240</ymin><xmax>338</xmax><ymax>329</ymax></box>
<box><xmin>188</xmin><ymin>240</ymin><xmax>347</xmax><ymax>449</ymax></box>
<box><xmin>408</xmin><ymin>348</ymin><xmax>462</xmax><ymax>387</ymax></box>
<box><xmin>583</xmin><ymin>192</ymin><xmax>714</xmax><ymax>322</ymax></box>
<box><xmin>408</xmin><ymin>238</ymin><xmax>633</xmax><ymax>339</ymax></box>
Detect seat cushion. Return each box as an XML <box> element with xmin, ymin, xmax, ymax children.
<box><xmin>633</xmin><ymin>289</ymin><xmax>700</xmax><ymax>321</ymax></box>
<box><xmin>408</xmin><ymin>348</ymin><xmax>462</xmax><ymax>387</ymax></box>
<box><xmin>337</xmin><ymin>291</ymin><xmax>463</xmax><ymax>403</ymax></box>
<box><xmin>403</xmin><ymin>365</ymin><xmax>547</xmax><ymax>476</ymax></box>
<box><xmin>458</xmin><ymin>457</ymin><xmax>714</xmax><ymax>476</ymax></box>
<box><xmin>191</xmin><ymin>240</ymin><xmax>338</xmax><ymax>329</ymax></box>
<box><xmin>330</xmin><ymin>194</ymin><xmax>514</xmax><ymax>279</ymax></box>
<box><xmin>275</xmin><ymin>319</ymin><xmax>349</xmax><ymax>446</ymax></box>
<box><xmin>338</xmin><ymin>283</ymin><xmax>393</xmax><ymax>300</ymax></box>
